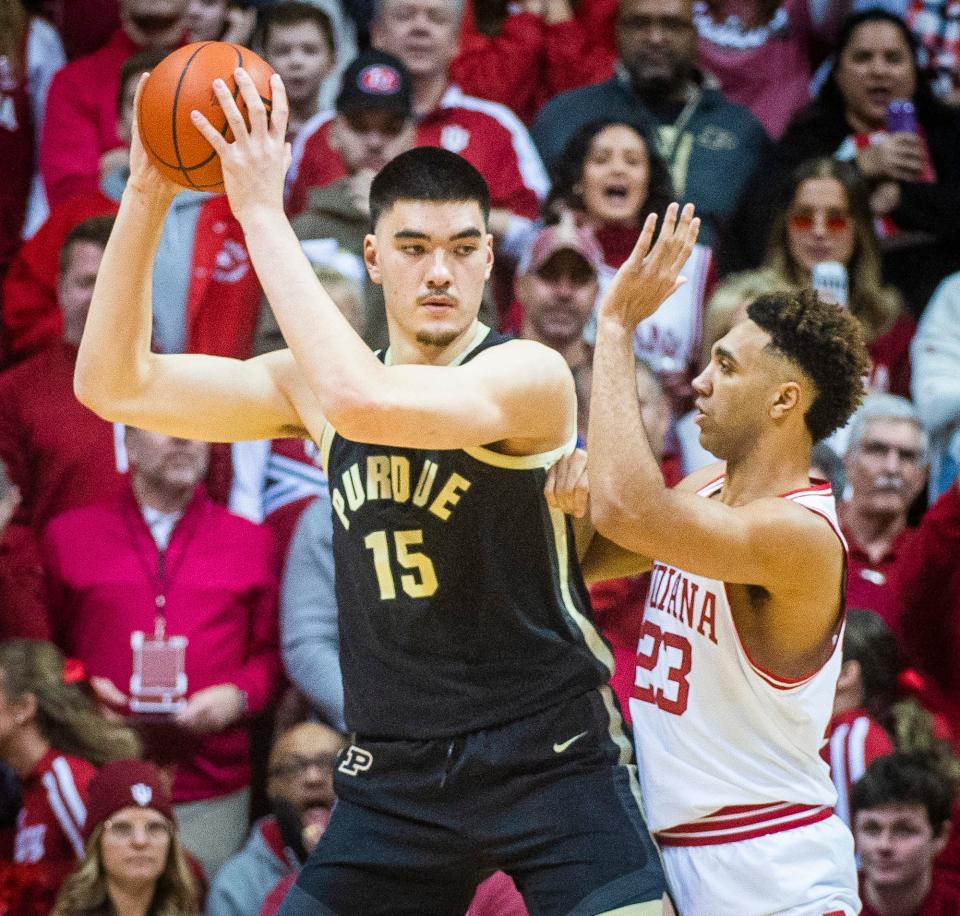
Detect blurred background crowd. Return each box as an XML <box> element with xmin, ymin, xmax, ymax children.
<box><xmin>1</xmin><ymin>0</ymin><xmax>960</xmax><ymax>912</ymax></box>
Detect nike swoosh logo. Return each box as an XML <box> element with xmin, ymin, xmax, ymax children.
<box><xmin>552</xmin><ymin>731</ymin><xmax>589</xmax><ymax>754</ymax></box>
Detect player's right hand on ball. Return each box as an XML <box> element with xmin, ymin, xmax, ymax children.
<box><xmin>128</xmin><ymin>74</ymin><xmax>182</xmax><ymax>200</ymax></box>
<box><xmin>545</xmin><ymin>448</ymin><xmax>589</xmax><ymax>518</ymax></box>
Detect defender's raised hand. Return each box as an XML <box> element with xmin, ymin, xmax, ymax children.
<box><xmin>190</xmin><ymin>68</ymin><xmax>291</xmax><ymax>221</ymax></box>
<box><xmin>597</xmin><ymin>202</ymin><xmax>700</xmax><ymax>331</ymax></box>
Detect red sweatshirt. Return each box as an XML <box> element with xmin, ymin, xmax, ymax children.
<box><xmin>897</xmin><ymin>484</ymin><xmax>960</xmax><ymax>734</ymax></box>
<box><xmin>1</xmin><ymin>191</ymin><xmax>117</xmax><ymax>362</ymax></box>
<box><xmin>1</xmin><ymin>193</ymin><xmax>261</xmax><ymax>363</ymax></box>
<box><xmin>14</xmin><ymin>749</ymin><xmax>95</xmax><ymax>892</ymax></box>
<box><xmin>39</xmin><ymin>29</ymin><xmax>139</xmax><ymax>207</ymax></box>
<box><xmin>42</xmin><ymin>483</ymin><xmax>281</xmax><ymax>802</ymax></box>
<box><xmin>0</xmin><ymin>341</ymin><xmax>123</xmax><ymax>536</ymax></box>
<box><xmin>451</xmin><ymin>0</ymin><xmax>611</xmax><ymax>123</ymax></box>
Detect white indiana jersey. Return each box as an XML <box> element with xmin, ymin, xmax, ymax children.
<box><xmin>630</xmin><ymin>477</ymin><xmax>846</xmax><ymax>843</ymax></box>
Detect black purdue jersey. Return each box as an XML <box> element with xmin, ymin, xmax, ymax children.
<box><xmin>319</xmin><ymin>325</ymin><xmax>612</xmax><ymax>739</ymax></box>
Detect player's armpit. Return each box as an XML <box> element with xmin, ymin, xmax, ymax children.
<box><xmin>79</xmin><ymin>348</ymin><xmax>320</xmax><ymax>443</ymax></box>
<box><xmin>581</xmin><ymin>534</ymin><xmax>653</xmax><ymax>584</ymax></box>
<box><xmin>331</xmin><ymin>338</ymin><xmax>576</xmax><ymax>454</ymax></box>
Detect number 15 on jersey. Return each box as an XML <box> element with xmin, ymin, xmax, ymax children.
<box><xmin>363</xmin><ymin>529</ymin><xmax>439</xmax><ymax>600</ymax></box>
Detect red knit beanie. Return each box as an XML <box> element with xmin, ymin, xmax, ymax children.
<box><xmin>84</xmin><ymin>760</ymin><xmax>174</xmax><ymax>840</ymax></box>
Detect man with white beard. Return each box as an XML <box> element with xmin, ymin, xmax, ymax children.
<box><xmin>839</xmin><ymin>394</ymin><xmax>928</xmax><ymax>626</ymax></box>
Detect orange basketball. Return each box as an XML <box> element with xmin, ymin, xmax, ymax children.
<box><xmin>138</xmin><ymin>42</ymin><xmax>275</xmax><ymax>192</ymax></box>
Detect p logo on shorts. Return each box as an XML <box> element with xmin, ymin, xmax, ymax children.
<box><xmin>338</xmin><ymin>745</ymin><xmax>374</xmax><ymax>776</ymax></box>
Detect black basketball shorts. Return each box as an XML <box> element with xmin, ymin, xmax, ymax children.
<box><xmin>276</xmin><ymin>688</ymin><xmax>667</xmax><ymax>916</ymax></box>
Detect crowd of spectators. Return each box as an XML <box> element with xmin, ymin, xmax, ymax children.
<box><xmin>1</xmin><ymin>0</ymin><xmax>960</xmax><ymax>912</ymax></box>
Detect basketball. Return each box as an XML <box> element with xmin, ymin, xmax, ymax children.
<box><xmin>137</xmin><ymin>42</ymin><xmax>275</xmax><ymax>192</ymax></box>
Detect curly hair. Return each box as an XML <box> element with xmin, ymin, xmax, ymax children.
<box><xmin>747</xmin><ymin>289</ymin><xmax>869</xmax><ymax>441</ymax></box>
<box><xmin>544</xmin><ymin>119</ymin><xmax>673</xmax><ymax>226</ymax></box>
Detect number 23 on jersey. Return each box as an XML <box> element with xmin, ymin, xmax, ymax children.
<box><xmin>633</xmin><ymin>620</ymin><xmax>692</xmax><ymax>715</ymax></box>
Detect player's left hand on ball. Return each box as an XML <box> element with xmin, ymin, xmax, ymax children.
<box><xmin>545</xmin><ymin>448</ymin><xmax>589</xmax><ymax>517</ymax></box>
<box><xmin>128</xmin><ymin>74</ymin><xmax>181</xmax><ymax>200</ymax></box>
<box><xmin>597</xmin><ymin>202</ymin><xmax>700</xmax><ymax>330</ymax></box>
<box><xmin>191</xmin><ymin>69</ymin><xmax>291</xmax><ymax>220</ymax></box>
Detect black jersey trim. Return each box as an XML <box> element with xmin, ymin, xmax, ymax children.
<box><xmin>382</xmin><ymin>321</ymin><xmax>491</xmax><ymax>367</ymax></box>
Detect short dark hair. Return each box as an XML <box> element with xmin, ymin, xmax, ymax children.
<box><xmin>59</xmin><ymin>215</ymin><xmax>116</xmax><ymax>274</ymax></box>
<box><xmin>368</xmin><ymin>148</ymin><xmax>491</xmax><ymax>230</ymax></box>
<box><xmin>261</xmin><ymin>1</ymin><xmax>335</xmax><ymax>55</ymax></box>
<box><xmin>851</xmin><ymin>751</ymin><xmax>954</xmax><ymax>836</ymax></box>
<box><xmin>843</xmin><ymin>609</ymin><xmax>901</xmax><ymax>721</ymax></box>
<box><xmin>118</xmin><ymin>47</ymin><xmax>171</xmax><ymax>110</ymax></box>
<box><xmin>747</xmin><ymin>288</ymin><xmax>869</xmax><ymax>441</ymax></box>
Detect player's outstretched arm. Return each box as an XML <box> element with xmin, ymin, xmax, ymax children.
<box><xmin>588</xmin><ymin>206</ymin><xmax>840</xmax><ymax>592</ymax></box>
<box><xmin>74</xmin><ymin>76</ymin><xmax>309</xmax><ymax>442</ymax></box>
<box><xmin>193</xmin><ymin>69</ymin><xmax>574</xmax><ymax>453</ymax></box>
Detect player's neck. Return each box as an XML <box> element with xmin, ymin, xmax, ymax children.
<box><xmin>720</xmin><ymin>438</ymin><xmax>812</xmax><ymax>506</ymax></box>
<box><xmin>411</xmin><ymin>72</ymin><xmax>449</xmax><ymax>118</ymax></box>
<box><xmin>5</xmin><ymin>726</ymin><xmax>50</xmax><ymax>780</ymax></box>
<box><xmin>863</xmin><ymin>871</ymin><xmax>932</xmax><ymax>916</ymax></box>
<box><xmin>841</xmin><ymin>503</ymin><xmax>906</xmax><ymax>564</ymax></box>
<box><xmin>387</xmin><ymin>319</ymin><xmax>482</xmax><ymax>366</ymax></box>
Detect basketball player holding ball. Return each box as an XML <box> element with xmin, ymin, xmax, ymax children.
<box><xmin>75</xmin><ymin>64</ymin><xmax>698</xmax><ymax>914</ymax></box>
<box><xmin>546</xmin><ymin>216</ymin><xmax>871</xmax><ymax>910</ymax></box>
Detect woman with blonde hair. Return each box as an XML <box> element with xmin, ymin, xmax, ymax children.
<box><xmin>763</xmin><ymin>156</ymin><xmax>914</xmax><ymax>395</ymax></box>
<box><xmin>53</xmin><ymin>760</ymin><xmax>199</xmax><ymax>916</ymax></box>
<box><xmin>0</xmin><ymin>640</ymin><xmax>141</xmax><ymax>904</ymax></box>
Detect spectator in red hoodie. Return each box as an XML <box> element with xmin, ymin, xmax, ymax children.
<box><xmin>42</xmin><ymin>427</ymin><xmax>281</xmax><ymax>879</ymax></box>
<box><xmin>0</xmin><ymin>215</ymin><xmax>125</xmax><ymax>551</ymax></box>
<box><xmin>39</xmin><ymin>0</ymin><xmax>188</xmax><ymax>208</ymax></box>
<box><xmin>0</xmin><ymin>640</ymin><xmax>140</xmax><ymax>907</ymax></box>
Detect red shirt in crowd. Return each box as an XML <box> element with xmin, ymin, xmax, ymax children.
<box><xmin>0</xmin><ymin>340</ymin><xmax>122</xmax><ymax>536</ymax></box>
<box><xmin>2</xmin><ymin>192</ymin><xmax>261</xmax><ymax>363</ymax></box>
<box><xmin>859</xmin><ymin>870</ymin><xmax>960</xmax><ymax>915</ymax></box>
<box><xmin>451</xmin><ymin>0</ymin><xmax>616</xmax><ymax>123</ymax></box>
<box><xmin>40</xmin><ymin>28</ymin><xmax>139</xmax><ymax>207</ymax></box>
<box><xmin>42</xmin><ymin>483</ymin><xmax>280</xmax><ymax>803</ymax></box>
<box><xmin>1</xmin><ymin>191</ymin><xmax>117</xmax><ymax>363</ymax></box>
<box><xmin>14</xmin><ymin>749</ymin><xmax>95</xmax><ymax>889</ymax></box>
<box><xmin>287</xmin><ymin>85</ymin><xmax>546</xmax><ymax>219</ymax></box>
<box><xmin>839</xmin><ymin>506</ymin><xmax>916</xmax><ymax>630</ymax></box>
<box><xmin>897</xmin><ymin>483</ymin><xmax>960</xmax><ymax>735</ymax></box>
<box><xmin>823</xmin><ymin>708</ymin><xmax>894</xmax><ymax>827</ymax></box>
<box><xmin>868</xmin><ymin>312</ymin><xmax>917</xmax><ymax>400</ymax></box>
<box><xmin>0</xmin><ymin>524</ymin><xmax>49</xmax><ymax>642</ymax></box>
